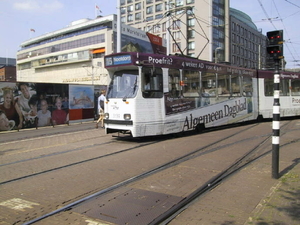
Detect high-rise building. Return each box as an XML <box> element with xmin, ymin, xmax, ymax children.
<box><xmin>120</xmin><ymin>0</ymin><xmax>229</xmax><ymax>62</ymax></box>
<box><xmin>120</xmin><ymin>0</ymin><xmax>266</xmax><ymax>68</ymax></box>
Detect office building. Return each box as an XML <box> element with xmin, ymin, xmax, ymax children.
<box><xmin>17</xmin><ymin>15</ymin><xmax>115</xmax><ymax>84</ymax></box>
<box><xmin>17</xmin><ymin>14</ymin><xmax>165</xmax><ymax>84</ymax></box>
<box><xmin>120</xmin><ymin>0</ymin><xmax>266</xmax><ymax>68</ymax></box>
<box><xmin>230</xmin><ymin>8</ymin><xmax>267</xmax><ymax>69</ymax></box>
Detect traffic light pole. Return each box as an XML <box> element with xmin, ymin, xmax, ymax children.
<box><xmin>272</xmin><ymin>59</ymin><xmax>280</xmax><ymax>179</ymax></box>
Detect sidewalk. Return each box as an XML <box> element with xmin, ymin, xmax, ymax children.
<box><xmin>245</xmin><ymin>154</ymin><xmax>300</xmax><ymax>225</ymax></box>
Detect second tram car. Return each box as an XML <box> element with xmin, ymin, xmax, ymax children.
<box><xmin>103</xmin><ymin>52</ymin><xmax>300</xmax><ymax>137</ymax></box>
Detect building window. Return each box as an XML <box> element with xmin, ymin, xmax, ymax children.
<box><xmin>120</xmin><ymin>0</ymin><xmax>125</xmax><ymax>5</ymax></box>
<box><xmin>187</xmin><ymin>30</ymin><xmax>195</xmax><ymax>38</ymax></box>
<box><xmin>153</xmin><ymin>25</ymin><xmax>161</xmax><ymax>33</ymax></box>
<box><xmin>188</xmin><ymin>41</ymin><xmax>195</xmax><ymax>50</ymax></box>
<box><xmin>146</xmin><ymin>16</ymin><xmax>154</xmax><ymax>21</ymax></box>
<box><xmin>135</xmin><ymin>12</ymin><xmax>141</xmax><ymax>20</ymax></box>
<box><xmin>127</xmin><ymin>5</ymin><xmax>133</xmax><ymax>12</ymax></box>
<box><xmin>146</xmin><ymin>0</ymin><xmax>153</xmax><ymax>4</ymax></box>
<box><xmin>172</xmin><ymin>20</ymin><xmax>181</xmax><ymax>29</ymax></box>
<box><xmin>121</xmin><ymin>7</ymin><xmax>126</xmax><ymax>14</ymax></box>
<box><xmin>127</xmin><ymin>14</ymin><xmax>133</xmax><ymax>22</ymax></box>
<box><xmin>155</xmin><ymin>14</ymin><xmax>163</xmax><ymax>19</ymax></box>
<box><xmin>186</xmin><ymin>0</ymin><xmax>195</xmax><ymax>4</ymax></box>
<box><xmin>146</xmin><ymin>6</ymin><xmax>153</xmax><ymax>14</ymax></box>
<box><xmin>172</xmin><ymin>31</ymin><xmax>181</xmax><ymax>40</ymax></box>
<box><xmin>155</xmin><ymin>3</ymin><xmax>163</xmax><ymax>12</ymax></box>
<box><xmin>175</xmin><ymin>0</ymin><xmax>184</xmax><ymax>6</ymax></box>
<box><xmin>188</xmin><ymin>18</ymin><xmax>195</xmax><ymax>27</ymax></box>
<box><xmin>127</xmin><ymin>0</ymin><xmax>133</xmax><ymax>3</ymax></box>
<box><xmin>162</xmin><ymin>22</ymin><xmax>167</xmax><ymax>31</ymax></box>
<box><xmin>173</xmin><ymin>42</ymin><xmax>181</xmax><ymax>52</ymax></box>
<box><xmin>135</xmin><ymin>2</ymin><xmax>142</xmax><ymax>10</ymax></box>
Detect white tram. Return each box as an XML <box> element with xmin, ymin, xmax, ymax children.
<box><xmin>103</xmin><ymin>52</ymin><xmax>300</xmax><ymax>137</ymax></box>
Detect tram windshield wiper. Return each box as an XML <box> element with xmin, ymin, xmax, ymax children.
<box><xmin>123</xmin><ymin>77</ymin><xmax>138</xmax><ymax>101</ymax></box>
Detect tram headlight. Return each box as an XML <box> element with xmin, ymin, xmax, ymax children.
<box><xmin>104</xmin><ymin>113</ymin><xmax>109</xmax><ymax>119</ymax></box>
<box><xmin>124</xmin><ymin>114</ymin><xmax>131</xmax><ymax>120</ymax></box>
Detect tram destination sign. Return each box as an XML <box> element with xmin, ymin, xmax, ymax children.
<box><xmin>105</xmin><ymin>55</ymin><xmax>132</xmax><ymax>67</ymax></box>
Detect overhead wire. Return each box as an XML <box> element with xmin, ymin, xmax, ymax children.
<box><xmin>257</xmin><ymin>0</ymin><xmax>277</xmax><ymax>29</ymax></box>
<box><xmin>272</xmin><ymin>0</ymin><xmax>300</xmax><ymax>64</ymax></box>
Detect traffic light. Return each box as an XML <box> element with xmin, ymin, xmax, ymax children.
<box><xmin>266</xmin><ymin>30</ymin><xmax>284</xmax><ymax>60</ymax></box>
<box><xmin>267</xmin><ymin>30</ymin><xmax>283</xmax><ymax>45</ymax></box>
<box><xmin>267</xmin><ymin>45</ymin><xmax>283</xmax><ymax>60</ymax></box>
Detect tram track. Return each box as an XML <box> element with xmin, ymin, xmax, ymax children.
<box><xmin>0</xmin><ymin>139</ymin><xmax>161</xmax><ymax>186</ymax></box>
<box><xmin>3</xmin><ymin>120</ymin><xmax>296</xmax><ymax>225</ymax></box>
<box><xmin>155</xmin><ymin>122</ymin><xmax>299</xmax><ymax>224</ymax></box>
<box><xmin>19</xmin><ymin>123</ymin><xmax>272</xmax><ymax>225</ymax></box>
<box><xmin>0</xmin><ymin>123</ymin><xmax>258</xmax><ymax>186</ymax></box>
<box><xmin>21</xmin><ymin>134</ymin><xmax>300</xmax><ymax>225</ymax></box>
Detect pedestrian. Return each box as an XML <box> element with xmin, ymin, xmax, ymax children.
<box><xmin>97</xmin><ymin>90</ymin><xmax>106</xmax><ymax>112</ymax></box>
<box><xmin>95</xmin><ymin>108</ymin><xmax>104</xmax><ymax>128</ymax></box>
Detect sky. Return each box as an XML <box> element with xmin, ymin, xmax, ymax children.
<box><xmin>0</xmin><ymin>0</ymin><xmax>299</xmax><ymax>69</ymax></box>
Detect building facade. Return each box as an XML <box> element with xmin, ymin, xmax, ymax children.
<box><xmin>120</xmin><ymin>0</ymin><xmax>230</xmax><ymax>62</ymax></box>
<box><xmin>230</xmin><ymin>8</ymin><xmax>267</xmax><ymax>69</ymax></box>
<box><xmin>17</xmin><ymin>14</ymin><xmax>166</xmax><ymax>84</ymax></box>
<box><xmin>17</xmin><ymin>15</ymin><xmax>116</xmax><ymax>84</ymax></box>
<box><xmin>0</xmin><ymin>57</ymin><xmax>16</xmax><ymax>82</ymax></box>
<box><xmin>120</xmin><ymin>0</ymin><xmax>266</xmax><ymax>68</ymax></box>
<box><xmin>0</xmin><ymin>66</ymin><xmax>16</xmax><ymax>82</ymax></box>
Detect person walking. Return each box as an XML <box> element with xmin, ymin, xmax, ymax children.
<box><xmin>95</xmin><ymin>108</ymin><xmax>104</xmax><ymax>128</ymax></box>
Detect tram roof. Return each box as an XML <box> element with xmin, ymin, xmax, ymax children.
<box><xmin>104</xmin><ymin>52</ymin><xmax>256</xmax><ymax>77</ymax></box>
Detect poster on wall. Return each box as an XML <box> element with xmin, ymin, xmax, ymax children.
<box><xmin>0</xmin><ymin>82</ymin><xmax>98</xmax><ymax>132</ymax></box>
<box><xmin>0</xmin><ymin>82</ymin><xmax>37</xmax><ymax>131</ymax></box>
<box><xmin>69</xmin><ymin>85</ymin><xmax>94</xmax><ymax>109</ymax></box>
<box><xmin>68</xmin><ymin>85</ymin><xmax>95</xmax><ymax>121</ymax></box>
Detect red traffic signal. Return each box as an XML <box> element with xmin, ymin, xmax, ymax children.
<box><xmin>267</xmin><ymin>45</ymin><xmax>284</xmax><ymax>60</ymax></box>
<box><xmin>267</xmin><ymin>30</ymin><xmax>283</xmax><ymax>45</ymax></box>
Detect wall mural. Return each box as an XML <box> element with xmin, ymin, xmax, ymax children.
<box><xmin>0</xmin><ymin>82</ymin><xmax>105</xmax><ymax>132</ymax></box>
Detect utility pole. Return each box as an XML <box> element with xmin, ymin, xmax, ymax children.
<box><xmin>266</xmin><ymin>30</ymin><xmax>284</xmax><ymax>179</ymax></box>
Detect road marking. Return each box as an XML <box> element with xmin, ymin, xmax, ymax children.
<box><xmin>85</xmin><ymin>219</ymin><xmax>111</xmax><ymax>225</ymax></box>
<box><xmin>0</xmin><ymin>198</ymin><xmax>39</xmax><ymax>211</ymax></box>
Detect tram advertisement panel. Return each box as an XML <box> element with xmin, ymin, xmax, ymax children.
<box><xmin>165</xmin><ymin>93</ymin><xmax>196</xmax><ymax>115</ymax></box>
<box><xmin>0</xmin><ymin>82</ymin><xmax>95</xmax><ymax>132</ymax></box>
<box><xmin>182</xmin><ymin>97</ymin><xmax>254</xmax><ymax>131</ymax></box>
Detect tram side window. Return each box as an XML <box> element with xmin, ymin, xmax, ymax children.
<box><xmin>217</xmin><ymin>74</ymin><xmax>230</xmax><ymax>97</ymax></box>
<box><xmin>242</xmin><ymin>76</ymin><xmax>252</xmax><ymax>96</ymax></box>
<box><xmin>264</xmin><ymin>79</ymin><xmax>290</xmax><ymax>96</ymax></box>
<box><xmin>142</xmin><ymin>67</ymin><xmax>163</xmax><ymax>98</ymax></box>
<box><xmin>182</xmin><ymin>70</ymin><xmax>199</xmax><ymax>97</ymax></box>
<box><xmin>231</xmin><ymin>75</ymin><xmax>241</xmax><ymax>96</ymax></box>
<box><xmin>264</xmin><ymin>79</ymin><xmax>273</xmax><ymax>96</ymax></box>
<box><xmin>201</xmin><ymin>73</ymin><xmax>216</xmax><ymax>97</ymax></box>
<box><xmin>168</xmin><ymin>69</ymin><xmax>181</xmax><ymax>98</ymax></box>
<box><xmin>291</xmin><ymin>80</ymin><xmax>300</xmax><ymax>96</ymax></box>
<box><xmin>281</xmin><ymin>79</ymin><xmax>289</xmax><ymax>96</ymax></box>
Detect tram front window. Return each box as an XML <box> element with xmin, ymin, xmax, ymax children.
<box><xmin>107</xmin><ymin>71</ymin><xmax>138</xmax><ymax>99</ymax></box>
